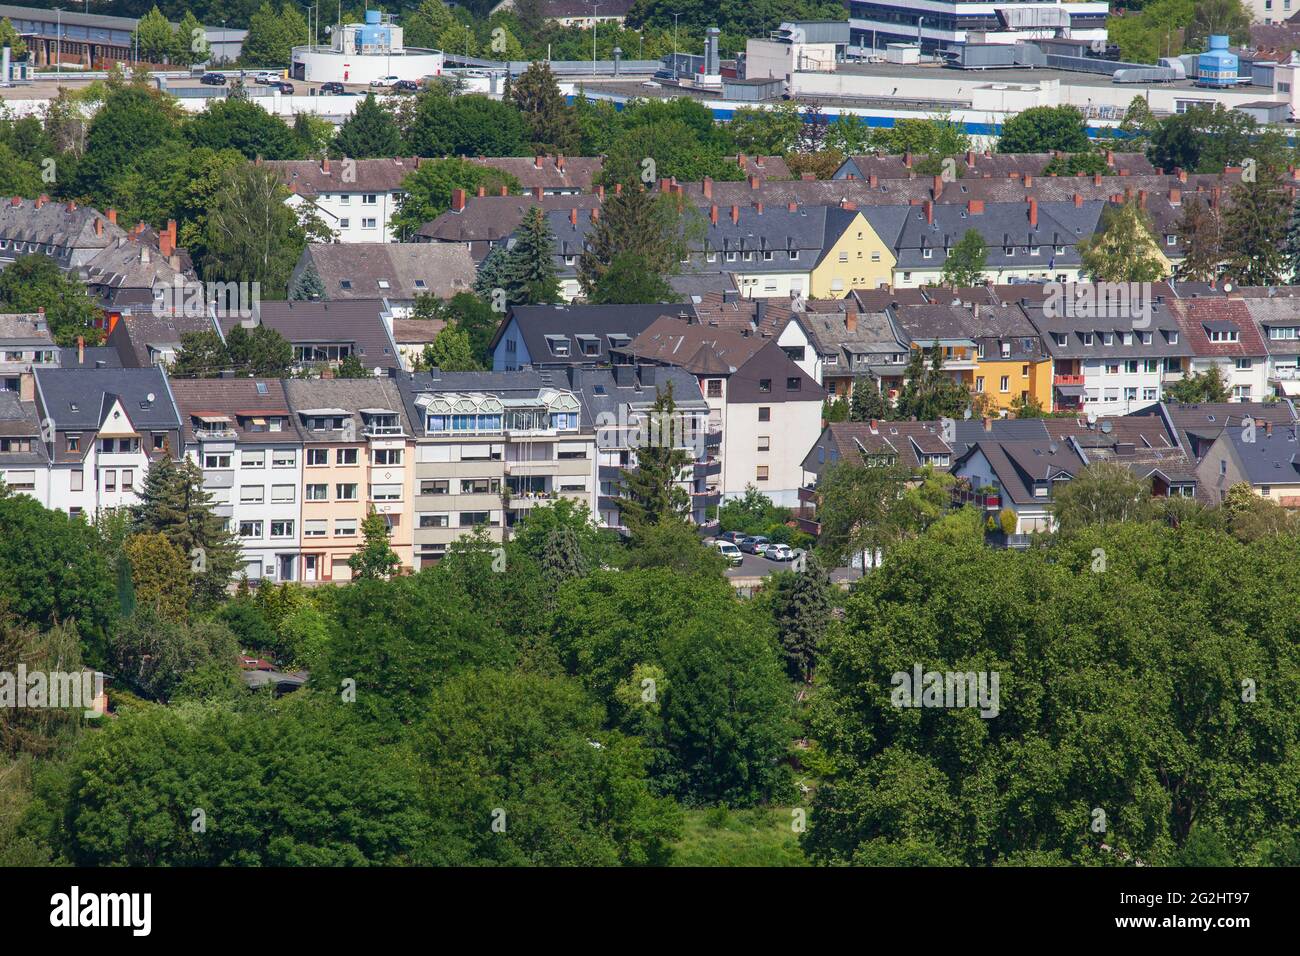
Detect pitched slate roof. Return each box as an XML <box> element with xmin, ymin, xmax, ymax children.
<box><xmin>469</xmin><ymin>155</ymin><xmax>602</xmax><ymax>193</ymax></box>
<box><xmin>1225</xmin><ymin>423</ymin><xmax>1300</xmax><ymax>485</ymax></box>
<box><xmin>1168</xmin><ymin>297</ymin><xmax>1269</xmax><ymax>358</ymax></box>
<box><xmin>803</xmin><ymin>420</ymin><xmax>954</xmax><ymax>472</ymax></box>
<box><xmin>1243</xmin><ymin>297</ymin><xmax>1300</xmax><ymax>355</ymax></box>
<box><xmin>492</xmin><ymin>303</ymin><xmax>682</xmax><ymax>364</ymax></box>
<box><xmin>264</xmin><ymin>157</ymin><xmax>419</xmax><ymax>196</ymax></box>
<box><xmin>108</xmin><ymin>310</ymin><xmax>217</xmax><ymax>368</ymax></box>
<box><xmin>961</xmin><ymin>438</ymin><xmax>1085</xmax><ymax>505</ymax></box>
<box><xmin>169</xmin><ymin>378</ymin><xmax>302</xmax><ymax>445</ymax></box>
<box><xmin>217</xmin><ymin>300</ymin><xmax>401</xmax><ymax>371</ymax></box>
<box><xmin>298</xmin><ymin>242</ymin><xmax>476</xmax><ymax>300</ymax></box>
<box><xmin>417</xmin><ymin>194</ymin><xmax>600</xmax><ymax>245</ymax></box>
<box><xmin>0</xmin><ymin>391</ymin><xmax>46</xmax><ymax>467</ymax></box>
<box><xmin>283</xmin><ymin>377</ymin><xmax>413</xmax><ymax>441</ymax></box>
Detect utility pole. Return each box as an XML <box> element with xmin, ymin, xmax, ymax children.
<box><xmin>592</xmin><ymin>3</ymin><xmax>599</xmax><ymax>76</ymax></box>
<box><xmin>55</xmin><ymin>8</ymin><xmax>61</xmax><ymax>74</ymax></box>
<box><xmin>672</xmin><ymin>12</ymin><xmax>681</xmax><ymax>73</ymax></box>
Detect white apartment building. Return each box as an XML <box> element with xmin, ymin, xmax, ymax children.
<box><xmin>170</xmin><ymin>379</ymin><xmax>305</xmax><ymax>582</ymax></box>
<box><xmin>32</xmin><ymin>366</ymin><xmax>183</xmax><ymax>519</ymax></box>
<box><xmin>264</xmin><ymin>157</ymin><xmax>417</xmax><ymax>243</ymax></box>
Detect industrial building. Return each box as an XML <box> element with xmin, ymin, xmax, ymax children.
<box><xmin>291</xmin><ymin>10</ymin><xmax>444</xmax><ymax>85</ymax></box>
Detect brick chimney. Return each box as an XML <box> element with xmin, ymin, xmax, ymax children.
<box><xmin>590</xmin><ymin>208</ymin><xmax>599</xmax><ymax>222</ymax></box>
<box><xmin>1119</xmin><ymin>169</ymin><xmax>1130</xmax><ymax>177</ymax></box>
<box><xmin>1167</xmin><ymin>187</ymin><xmax>1181</xmax><ymax>205</ymax></box>
<box><xmin>595</xmin><ymin>184</ymin><xmax>605</xmax><ymax>201</ymax></box>
<box><xmin>710</xmin><ymin>204</ymin><xmax>718</xmax><ymax>225</ymax></box>
<box><xmin>1138</xmin><ymin>190</ymin><xmax>1148</xmax><ymax>209</ymax></box>
<box><xmin>869</xmin><ymin>174</ymin><xmax>879</xmax><ymax>188</ymax></box>
<box><xmin>903</xmin><ymin>152</ymin><xmax>913</xmax><ymax>168</ymax></box>
<box><xmin>451</xmin><ymin>188</ymin><xmax>466</xmax><ymax>212</ymax></box>
<box><xmin>801</xmin><ymin>172</ymin><xmax>816</xmax><ymax>181</ymax></box>
<box><xmin>983</xmin><ymin>416</ymin><xmax>993</xmax><ymax>432</ymax></box>
<box><xmin>556</xmin><ymin>155</ymin><xmax>565</xmax><ymax>171</ymax></box>
<box><xmin>1106</xmin><ymin>149</ymin><xmax>1115</xmax><ymax>167</ymax></box>
<box><xmin>95</xmin><ymin>218</ymin><xmax>103</xmax><ymax>236</ymax></box>
<box><xmin>702</xmin><ymin>176</ymin><xmax>713</xmax><ymax>199</ymax></box>
<box><xmin>932</xmin><ymin>174</ymin><xmax>944</xmax><ymax>200</ymax></box>
<box><xmin>841</xmin><ymin>200</ymin><xmax>857</xmax><ymax>211</ymax></box>
<box><xmin>730</xmin><ymin>204</ymin><xmax>739</xmax><ymax>224</ymax></box>
<box><xmin>1074</xmin><ymin>193</ymin><xmax>1083</xmax><ymax>207</ymax></box>
<box><xmin>845</xmin><ymin>313</ymin><xmax>857</xmax><ymax>333</ymax></box>
<box><xmin>788</xmin><ymin>201</ymin><xmax>798</xmax><ymax>212</ymax></box>
<box><xmin>477</xmin><ymin>186</ymin><xmax>486</xmax><ymax>197</ymax></box>
<box><xmin>500</xmin><ymin>186</ymin><xmax>508</xmax><ymax>196</ymax></box>
<box><xmin>320</xmin><ymin>156</ymin><xmax>332</xmax><ymax>174</ymax></box>
<box><xmin>614</xmin><ymin>183</ymin><xmax>622</xmax><ymax>195</ymax></box>
<box><xmin>924</xmin><ymin>200</ymin><xmax>934</xmax><ymax>225</ymax></box>
<box><xmin>8</xmin><ymin>196</ymin><xmax>19</xmax><ymax>207</ymax></box>
<box><xmin>1028</xmin><ymin>197</ymin><xmax>1038</xmax><ymax>227</ymax></box>
<box><xmin>160</xmin><ymin>220</ymin><xmax>177</xmax><ymax>258</ymax></box>
<box><xmin>749</xmin><ymin>175</ymin><xmax>760</xmax><ymax>190</ymax></box>
<box><xmin>1094</xmin><ymin>173</ymin><xmax>1103</xmax><ymax>186</ymax></box>
<box><xmin>968</xmin><ymin>199</ymin><xmax>984</xmax><ymax>215</ymax></box>
<box><xmin>966</xmin><ymin>149</ymin><xmax>975</xmax><ymax>167</ymax></box>
<box><xmin>77</xmin><ymin>335</ymin><xmax>84</xmax><ymax>365</ymax></box>
<box><xmin>35</xmin><ymin>195</ymin><xmax>47</xmax><ymax>209</ymax></box>
<box><xmin>756</xmin><ymin>155</ymin><xmax>766</xmax><ymax>169</ymax></box>
<box><xmin>533</xmin><ymin>186</ymin><xmax>544</xmax><ymax>200</ymax></box>
<box><xmin>755</xmin><ymin>201</ymin><xmax>764</xmax><ymax>214</ymax></box>
<box><xmin>1212</xmin><ymin>186</ymin><xmax>1221</xmax><ymax>209</ymax></box>
<box><xmin>1023</xmin><ymin>174</ymin><xmax>1034</xmax><ymax>188</ymax></box>
<box><xmin>737</xmin><ymin>152</ymin><xmax>747</xmax><ymax>169</ymax></box>
<box><xmin>569</xmin><ymin>207</ymin><xmax>578</xmax><ymax>226</ymax></box>
<box><xmin>535</xmin><ymin>154</ymin><xmax>544</xmax><ymax>169</ymax></box>
<box><xmin>66</xmin><ymin>200</ymin><xmax>76</xmax><ymax>212</ymax></box>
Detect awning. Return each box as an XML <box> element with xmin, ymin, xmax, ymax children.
<box><xmin>1054</xmin><ymin>384</ymin><xmax>1085</xmax><ymax>396</ymax></box>
<box><xmin>1276</xmin><ymin>380</ymin><xmax>1300</xmax><ymax>397</ymax></box>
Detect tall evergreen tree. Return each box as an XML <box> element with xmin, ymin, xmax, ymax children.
<box><xmin>1282</xmin><ymin>194</ymin><xmax>1300</xmax><ymax>283</ymax></box>
<box><xmin>849</xmin><ymin>376</ymin><xmax>888</xmax><ymax>422</ymax></box>
<box><xmin>612</xmin><ymin>383</ymin><xmax>692</xmax><ymax>534</ymax></box>
<box><xmin>1222</xmin><ymin>166</ymin><xmax>1290</xmax><ymax>287</ymax></box>
<box><xmin>576</xmin><ymin>186</ymin><xmax>686</xmax><ymax>298</ymax></box>
<box><xmin>504</xmin><ymin>206</ymin><xmax>560</xmax><ymax>305</ymax></box>
<box><xmin>510</xmin><ymin>61</ymin><xmax>580</xmax><ymax>152</ymax></box>
<box><xmin>334</xmin><ymin>93</ymin><xmax>403</xmax><ymax>159</ymax></box>
<box><xmin>132</xmin><ymin>455</ymin><xmax>241</xmax><ymax>606</ymax></box>
<box><xmin>770</xmin><ymin>554</ymin><xmax>832</xmax><ymax>682</ymax></box>
<box><xmin>290</xmin><ymin>263</ymin><xmax>326</xmax><ymax>300</ymax></box>
<box><xmin>1174</xmin><ymin>196</ymin><xmax>1222</xmax><ymax>282</ymax></box>
<box><xmin>473</xmin><ymin>245</ymin><xmax>512</xmax><ymax>300</ymax></box>
<box><xmin>1078</xmin><ymin>197</ymin><xmax>1166</xmax><ymax>283</ymax></box>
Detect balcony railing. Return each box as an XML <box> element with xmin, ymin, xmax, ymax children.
<box><xmin>694</xmin><ymin>458</ymin><xmax>721</xmax><ymax>478</ymax></box>
<box><xmin>704</xmin><ymin>430</ymin><xmax>722</xmax><ymax>449</ymax></box>
<box><xmin>798</xmin><ymin>484</ymin><xmax>819</xmax><ymax>505</ymax></box>
<box><xmin>1053</xmin><ymin>374</ymin><xmax>1084</xmax><ymax>386</ymax></box>
<box><xmin>953</xmin><ymin>488</ymin><xmax>1001</xmax><ymax>509</ymax></box>
<box><xmin>1270</xmin><ymin>367</ymin><xmax>1300</xmax><ymax>381</ymax></box>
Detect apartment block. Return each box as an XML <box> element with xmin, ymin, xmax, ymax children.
<box><xmin>398</xmin><ymin>369</ymin><xmax>594</xmax><ymax>567</ymax></box>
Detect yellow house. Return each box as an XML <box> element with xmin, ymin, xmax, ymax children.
<box><xmin>972</xmin><ymin>354</ymin><xmax>1054</xmax><ymax>413</ymax></box>
<box><xmin>809</xmin><ymin>207</ymin><xmax>895</xmax><ymax>298</ymax></box>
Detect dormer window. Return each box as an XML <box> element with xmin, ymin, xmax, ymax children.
<box><xmin>545</xmin><ymin>335</ymin><xmax>570</xmax><ymax>356</ymax></box>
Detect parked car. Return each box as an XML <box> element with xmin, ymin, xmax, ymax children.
<box><xmin>199</xmin><ymin>72</ymin><xmax>227</xmax><ymax>86</ymax></box>
<box><xmin>764</xmin><ymin>543</ymin><xmax>795</xmax><ymax>562</ymax></box>
<box><xmin>718</xmin><ymin>530</ymin><xmax>747</xmax><ymax>544</ymax></box>
<box><xmin>739</xmin><ymin>535</ymin><xmax>770</xmax><ymax>555</ymax></box>
<box><xmin>319</xmin><ymin>81</ymin><xmax>345</xmax><ymax>94</ymax></box>
<box><xmin>273</xmin><ymin>81</ymin><xmax>295</xmax><ymax>94</ymax></box>
<box><xmin>370</xmin><ymin>75</ymin><xmax>401</xmax><ymax>87</ymax></box>
<box><xmin>252</xmin><ymin>70</ymin><xmax>282</xmax><ymax>84</ymax></box>
<box><xmin>713</xmin><ymin>540</ymin><xmax>744</xmax><ymax>566</ymax></box>
<box><xmin>393</xmin><ymin>79</ymin><xmax>421</xmax><ymax>92</ymax></box>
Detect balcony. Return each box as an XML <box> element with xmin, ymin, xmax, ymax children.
<box><xmin>798</xmin><ymin>484</ymin><xmax>819</xmax><ymax>505</ymax></box>
<box><xmin>504</xmin><ymin>459</ymin><xmax>560</xmax><ymax>475</ymax></box>
<box><xmin>794</xmin><ymin>515</ymin><xmax>821</xmax><ymax>536</ymax></box>
<box><xmin>953</xmin><ymin>487</ymin><xmax>1001</xmax><ymax>510</ymax></box>
<box><xmin>694</xmin><ymin>457</ymin><xmax>721</xmax><ymax>478</ymax></box>
<box><xmin>692</xmin><ymin>489</ymin><xmax>721</xmax><ymax>508</ymax></box>
<box><xmin>704</xmin><ymin>430</ymin><xmax>722</xmax><ymax>450</ymax></box>
<box><xmin>1053</xmin><ymin>374</ymin><xmax>1084</xmax><ymax>387</ymax></box>
<box><xmin>1269</xmin><ymin>367</ymin><xmax>1300</xmax><ymax>381</ymax></box>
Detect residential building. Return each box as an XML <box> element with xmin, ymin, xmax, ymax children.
<box><xmin>796</xmin><ymin>305</ymin><xmax>911</xmax><ymax>400</ymax></box>
<box><xmin>290</xmin><ymin>242</ymin><xmax>477</xmax><ymax>313</ymax></box>
<box><xmin>0</xmin><ymin>389</ymin><xmax>50</xmax><ymax>505</ymax></box>
<box><xmin>32</xmin><ymin>365</ymin><xmax>182</xmax><ymax>518</ymax></box>
<box><xmin>1168</xmin><ymin>297</ymin><xmax>1271</xmax><ymax>403</ymax></box>
<box><xmin>265</xmin><ymin>157</ymin><xmax>417</xmax><ymax>242</ymax></box>
<box><xmin>575</xmin><ymin>364</ymin><xmax>716</xmax><ymax>530</ymax></box>
<box><xmin>398</xmin><ymin>368</ymin><xmax>594</xmax><ymax>566</ymax></box>
<box><xmin>489</xmin><ymin>303</ymin><xmax>677</xmax><ymax>371</ymax></box>
<box><xmin>391</xmin><ymin>318</ymin><xmax>446</xmax><ymax>372</ymax></box>
<box><xmin>628</xmin><ymin>316</ymin><xmax>826</xmax><ymax>506</ymax></box>
<box><xmin>0</xmin><ymin>312</ymin><xmax>57</xmax><ymax>397</ymax></box>
<box><xmin>469</xmin><ymin>155</ymin><xmax>602</xmax><ymax>196</ymax></box>
<box><xmin>170</xmin><ymin>378</ymin><xmax>306</xmax><ymax>583</ymax></box>
<box><xmin>1243</xmin><ymin>296</ymin><xmax>1300</xmax><ymax>400</ymax></box>
<box><xmin>418</xmin><ymin>193</ymin><xmax>601</xmax><ymax>262</ymax></box>
<box><xmin>284</xmin><ymin>378</ymin><xmax>415</xmax><ymax>582</ymax></box>
<box><xmin>952</xmin><ymin>436</ymin><xmax>1085</xmax><ymax>537</ymax></box>
<box><xmin>218</xmin><ymin>300</ymin><xmax>402</xmax><ymax>374</ymax></box>
<box><xmin>1196</xmin><ymin>418</ymin><xmax>1300</xmax><ymax>507</ymax></box>
<box><xmin>106</xmin><ymin>309</ymin><xmax>217</xmax><ymax>369</ymax></box>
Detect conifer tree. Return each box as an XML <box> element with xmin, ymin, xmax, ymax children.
<box><xmin>771</xmin><ymin>554</ymin><xmax>832</xmax><ymax>682</ymax></box>
<box><xmin>349</xmin><ymin>509</ymin><xmax>401</xmax><ymax>580</ymax></box>
<box><xmin>510</xmin><ymin>61</ymin><xmax>579</xmax><ymax>152</ymax></box>
<box><xmin>334</xmin><ymin>93</ymin><xmax>403</xmax><ymax>159</ymax></box>
<box><xmin>850</xmin><ymin>376</ymin><xmax>888</xmax><ymax>422</ymax></box>
<box><xmin>1174</xmin><ymin>196</ymin><xmax>1222</xmax><ymax>282</ymax></box>
<box><xmin>612</xmin><ymin>383</ymin><xmax>692</xmax><ymax>533</ymax></box>
<box><xmin>577</xmin><ymin>186</ymin><xmax>685</xmax><ymax>298</ymax></box>
<box><xmin>290</xmin><ymin>263</ymin><xmax>326</xmax><ymax>300</ymax></box>
<box><xmin>504</xmin><ymin>206</ymin><xmax>560</xmax><ymax>305</ymax></box>
<box><xmin>1222</xmin><ymin>166</ymin><xmax>1290</xmax><ymax>287</ymax></box>
<box><xmin>473</xmin><ymin>245</ymin><xmax>512</xmax><ymax>300</ymax></box>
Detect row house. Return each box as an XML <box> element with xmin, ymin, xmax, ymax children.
<box><xmin>397</xmin><ymin>369</ymin><xmax>593</xmax><ymax>567</ymax></box>
<box><xmin>1021</xmin><ymin>285</ymin><xmax>1193</xmax><ymax>415</ymax></box>
<box><xmin>31</xmin><ymin>366</ymin><xmax>182</xmax><ymax>518</ymax></box>
<box><xmin>170</xmin><ymin>378</ymin><xmax>306</xmax><ymax>583</ymax></box>
<box><xmin>628</xmin><ymin>316</ymin><xmax>825</xmax><ymax>507</ymax></box>
<box><xmin>490</xmin><ymin>303</ymin><xmax>674</xmax><ymax>372</ymax></box>
<box><xmin>283</xmin><ymin>378</ymin><xmax>415</xmax><ymax>583</ymax></box>
<box><xmin>575</xmin><ymin>364</ymin><xmax>716</xmax><ymax>530</ymax></box>
<box><xmin>266</xmin><ymin>157</ymin><xmax>415</xmax><ymax>242</ymax></box>
<box><xmin>217</xmin><ymin>300</ymin><xmax>402</xmax><ymax>375</ymax></box>
<box><xmin>0</xmin><ymin>390</ymin><xmax>50</xmax><ymax>506</ymax></box>
<box><xmin>832</xmin><ymin>151</ymin><xmax>1157</xmax><ymax>182</ymax></box>
<box><xmin>1245</xmin><ymin>297</ymin><xmax>1300</xmax><ymax>399</ymax></box>
<box><xmin>289</xmin><ymin>242</ymin><xmax>477</xmax><ymax>313</ymax></box>
<box><xmin>1167</xmin><ymin>297</ymin><xmax>1271</xmax><ymax>403</ymax></box>
<box><xmin>797</xmin><ymin>306</ymin><xmax>911</xmax><ymax>401</ymax></box>
<box><xmin>0</xmin><ymin>312</ymin><xmax>57</xmax><ymax>397</ymax></box>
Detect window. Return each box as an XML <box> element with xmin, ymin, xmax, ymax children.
<box><xmin>419</xmin><ymin>514</ymin><xmax>450</xmax><ymax>528</ymax></box>
<box><xmin>758</xmin><ymin>378</ymin><xmax>771</xmax><ymax>393</ymax></box>
<box><xmin>337</xmin><ymin>448</ymin><xmax>358</xmax><ymax>465</ymax></box>
<box><xmin>756</xmin><ymin>465</ymin><xmax>769</xmax><ymax>482</ymax></box>
<box><xmin>758</xmin><ymin>407</ymin><xmax>771</xmax><ymax>422</ymax></box>
<box><xmin>421</xmin><ymin>479</ymin><xmax>449</xmax><ymax>495</ymax></box>
<box><xmin>706</xmin><ymin>379</ymin><xmax>722</xmax><ymax>398</ymax></box>
<box><xmin>121</xmin><ymin>469</ymin><xmax>133</xmax><ymax>491</ymax></box>
<box><xmin>67</xmin><ymin>435</ymin><xmax>80</xmax><ymax>453</ymax></box>
<box><xmin>339</xmin><ymin>219</ymin><xmax>350</xmax><ymax>230</ymax></box>
<box><xmin>272</xmin><ymin>451</ymin><xmax>295</xmax><ymax>468</ymax></box>
<box><xmin>270</xmin><ymin>520</ymin><xmax>294</xmax><ymax>538</ymax></box>
<box><xmin>757</xmin><ymin>436</ymin><xmax>770</xmax><ymax>451</ymax></box>
<box><xmin>362</xmin><ymin>218</ymin><xmax>377</xmax><ymax>230</ymax></box>
<box><xmin>870</xmin><ymin>251</ymin><xmax>880</xmax><ymax>262</ymax></box>
<box><xmin>204</xmin><ymin>453</ymin><xmax>231</xmax><ymax>469</ymax></box>
<box><xmin>371</xmin><ymin>484</ymin><xmax>401</xmax><ymax>500</ymax></box>
<box><xmin>335</xmin><ymin>483</ymin><xmax>358</xmax><ymax>500</ymax></box>
<box><xmin>786</xmin><ymin>377</ymin><xmax>801</xmax><ymax>391</ymax></box>
<box><xmin>1000</xmin><ymin>375</ymin><xmax>1009</xmax><ymax>393</ymax></box>
<box><xmin>459</xmin><ymin>511</ymin><xmax>497</xmax><ymax>527</ymax></box>
<box><xmin>272</xmin><ymin>484</ymin><xmax>295</xmax><ymax>502</ymax></box>
<box><xmin>334</xmin><ymin>519</ymin><xmax>357</xmax><ymax>536</ymax></box>
<box><xmin>241</xmin><ymin>450</ymin><xmax>265</xmax><ymax>468</ymax></box>
<box><xmin>304</xmin><ymin>519</ymin><xmax>327</xmax><ymax>537</ymax></box>
<box><xmin>307</xmin><ymin>448</ymin><xmax>328</xmax><ymax>466</ymax></box>
<box><xmin>1235</xmin><ymin>358</ymin><xmax>1253</xmax><ymax>370</ymax></box>
<box><xmin>1082</xmin><ymin>333</ymin><xmax>1093</xmax><ymax>346</ymax></box>
<box><xmin>239</xmin><ymin>520</ymin><xmax>263</xmax><ymax>538</ymax></box>
<box><xmin>975</xmin><ymin>376</ymin><xmax>985</xmax><ymax>393</ymax></box>
<box><xmin>70</xmin><ymin>469</ymin><xmax>83</xmax><ymax>492</ymax></box>
<box><xmin>363</xmin><ymin>194</ymin><xmax>377</xmax><ymax>205</ymax></box>
<box><xmin>306</xmin><ymin>483</ymin><xmax>328</xmax><ymax>500</ymax></box>
<box><xmin>373</xmin><ymin>448</ymin><xmax>403</xmax><ymax>466</ymax></box>
<box><xmin>240</xmin><ymin>485</ymin><xmax>264</xmax><ymax>504</ymax></box>
<box><xmin>460</xmin><ymin>478</ymin><xmax>500</xmax><ymax>494</ymax></box>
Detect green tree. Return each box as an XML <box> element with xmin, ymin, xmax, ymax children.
<box><xmin>611</xmin><ymin>382</ymin><xmax>692</xmax><ymax>534</ymax></box>
<box><xmin>74</xmin><ymin>86</ymin><xmax>182</xmax><ymax>207</ymax></box>
<box><xmin>349</xmin><ymin>509</ymin><xmax>401</xmax><ymax>581</ymax></box>
<box><xmin>996</xmin><ymin>105</ymin><xmax>1090</xmax><ymax>154</ymax></box>
<box><xmin>0</xmin><ymin>18</ymin><xmax>27</xmax><ymax>59</ymax></box>
<box><xmin>390</xmin><ymin>158</ymin><xmax>517</xmax><ymax>242</ymax></box>
<box><xmin>812</xmin><ymin>458</ymin><xmax>915</xmax><ymax>568</ymax></box>
<box><xmin>1165</xmin><ymin>365</ymin><xmax>1231</xmax><ymax>403</ymax></box>
<box><xmin>728</xmin><ymin>102</ymin><xmax>804</xmax><ymax>155</ymax></box>
<box><xmin>1185</xmin><ymin>0</ymin><xmax>1251</xmax><ymax>49</ymax></box>
<box><xmin>1221</xmin><ymin>165</ymin><xmax>1290</xmax><ymax>287</ymax></box>
<box><xmin>186</xmin><ymin>98</ymin><xmax>302</xmax><ymax>160</ymax></box>
<box><xmin>404</xmin><ymin>0</ymin><xmax>456</xmax><ymax>48</ymax></box>
<box><xmin>290</xmin><ymin>263</ymin><xmax>326</xmax><ymax>300</ymax></box>
<box><xmin>134</xmin><ymin>6</ymin><xmax>175</xmax><ymax>63</ymax></box>
<box><xmin>334</xmin><ymin>93</ymin><xmax>404</xmax><ymax>159</ymax></box>
<box><xmin>1078</xmin><ymin>198</ymin><xmax>1167</xmax><ymax>283</ymax></box>
<box><xmin>510</xmin><ymin>61</ymin><xmax>580</xmax><ymax>152</ymax></box>
<box><xmin>172</xmin><ymin>11</ymin><xmax>207</xmax><ymax>67</ymax></box>
<box><xmin>420</xmin><ymin>324</ymin><xmax>480</xmax><ymax>371</ymax></box>
<box><xmin>108</xmin><ymin>609</ymin><xmax>238</xmax><ymax>703</ymax></box>
<box><xmin>403</xmin><ymin>90</ymin><xmax>528</xmax><ymax>158</ymax></box>
<box><xmin>587</xmin><ymin>251</ymin><xmax>675</xmax><ymax>304</ymax></box>
<box><xmin>940</xmin><ymin>229</ymin><xmax>988</xmax><ymax>288</ymax></box>
<box><xmin>132</xmin><ymin>455</ymin><xmax>241</xmax><ymax>606</ymax></box>
<box><xmin>0</xmin><ymin>255</ymin><xmax>101</xmax><ymax>346</ymax></box>
<box><xmin>577</xmin><ymin>186</ymin><xmax>690</xmax><ymax>298</ymax></box>
<box><xmin>850</xmin><ymin>376</ymin><xmax>889</xmax><ymax>422</ymax></box>
<box><xmin>1050</xmin><ymin>461</ymin><xmax>1153</xmax><ymax>534</ymax></box>
<box><xmin>1173</xmin><ymin>196</ymin><xmax>1222</xmax><ymax>281</ymax></box>
<box><xmin>242</xmin><ymin>2</ymin><xmax>306</xmax><ymax>68</ymax></box>
<box><xmin>503</xmin><ymin>205</ymin><xmax>560</xmax><ymax>305</ymax></box>
<box><xmin>122</xmin><ymin>533</ymin><xmax>192</xmax><ymax>623</ymax></box>
<box><xmin>764</xmin><ymin>554</ymin><xmax>833</xmax><ymax>681</ymax></box>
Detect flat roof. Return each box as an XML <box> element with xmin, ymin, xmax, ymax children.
<box><xmin>835</xmin><ymin>60</ymin><xmax>1271</xmax><ymax>94</ymax></box>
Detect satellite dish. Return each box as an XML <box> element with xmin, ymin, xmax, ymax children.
<box><xmin>1100</xmin><ymin>420</ymin><xmax>1113</xmax><ymax>433</ymax></box>
<box><xmin>1223</xmin><ymin>282</ymin><xmax>1234</xmax><ymax>292</ymax></box>
<box><xmin>1090</xmin><ymin>39</ymin><xmax>1106</xmax><ymax>54</ymax></box>
<box><xmin>1086</xmin><ymin>410</ymin><xmax>1097</xmax><ymax>425</ymax></box>
<box><xmin>146</xmin><ymin>392</ymin><xmax>156</xmax><ymax>403</ymax></box>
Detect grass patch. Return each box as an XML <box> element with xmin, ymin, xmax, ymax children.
<box><xmin>671</xmin><ymin>805</ymin><xmax>809</xmax><ymax>867</ymax></box>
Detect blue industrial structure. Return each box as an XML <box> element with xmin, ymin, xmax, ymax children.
<box><xmin>1196</xmin><ymin>35</ymin><xmax>1238</xmax><ymax>88</ymax></box>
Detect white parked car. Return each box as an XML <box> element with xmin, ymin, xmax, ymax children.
<box><xmin>370</xmin><ymin>75</ymin><xmax>401</xmax><ymax>87</ymax></box>
<box><xmin>252</xmin><ymin>70</ymin><xmax>282</xmax><ymax>84</ymax></box>
<box><xmin>764</xmin><ymin>543</ymin><xmax>795</xmax><ymax>562</ymax></box>
<box><xmin>713</xmin><ymin>540</ymin><xmax>744</xmax><ymax>566</ymax></box>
